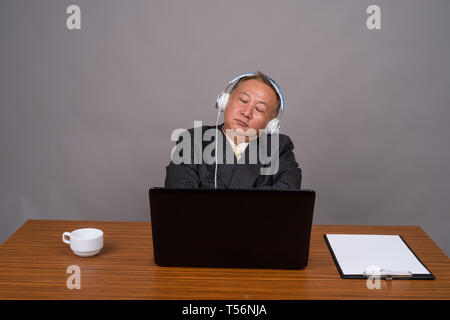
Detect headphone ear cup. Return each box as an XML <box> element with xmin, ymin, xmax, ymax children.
<box><xmin>265</xmin><ymin>118</ymin><xmax>280</xmax><ymax>135</ymax></box>
<box><xmin>216</xmin><ymin>93</ymin><xmax>230</xmax><ymax>112</ymax></box>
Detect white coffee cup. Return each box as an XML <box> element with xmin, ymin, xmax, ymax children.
<box><xmin>62</xmin><ymin>228</ymin><xmax>104</xmax><ymax>257</ymax></box>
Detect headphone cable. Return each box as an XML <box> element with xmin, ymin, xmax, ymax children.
<box><xmin>214</xmin><ymin>107</ymin><xmax>221</xmax><ymax>189</ymax></box>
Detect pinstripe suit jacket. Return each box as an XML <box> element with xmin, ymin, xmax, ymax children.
<box><xmin>164</xmin><ymin>123</ymin><xmax>302</xmax><ymax>190</ymax></box>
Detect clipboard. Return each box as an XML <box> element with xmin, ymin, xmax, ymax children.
<box><xmin>324</xmin><ymin>234</ymin><xmax>435</xmax><ymax>280</ymax></box>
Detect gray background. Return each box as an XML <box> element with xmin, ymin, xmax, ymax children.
<box><xmin>1</xmin><ymin>1</ymin><xmax>449</xmax><ymax>256</ymax></box>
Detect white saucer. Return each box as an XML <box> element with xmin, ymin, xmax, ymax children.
<box><xmin>73</xmin><ymin>248</ymin><xmax>102</xmax><ymax>257</ymax></box>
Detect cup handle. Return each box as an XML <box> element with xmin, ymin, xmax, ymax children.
<box><xmin>62</xmin><ymin>232</ymin><xmax>71</xmax><ymax>244</ymax></box>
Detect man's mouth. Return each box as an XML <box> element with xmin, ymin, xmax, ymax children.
<box><xmin>234</xmin><ymin>119</ymin><xmax>248</xmax><ymax>127</ymax></box>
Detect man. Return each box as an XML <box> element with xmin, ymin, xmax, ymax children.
<box><xmin>164</xmin><ymin>72</ymin><xmax>302</xmax><ymax>190</ymax></box>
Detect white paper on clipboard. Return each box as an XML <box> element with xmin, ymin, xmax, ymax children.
<box><xmin>325</xmin><ymin>234</ymin><xmax>431</xmax><ymax>276</ymax></box>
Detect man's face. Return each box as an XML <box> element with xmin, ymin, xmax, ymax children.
<box><xmin>223</xmin><ymin>79</ymin><xmax>278</xmax><ymax>139</ymax></box>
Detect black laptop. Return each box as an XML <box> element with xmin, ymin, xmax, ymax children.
<box><xmin>149</xmin><ymin>188</ymin><xmax>316</xmax><ymax>269</ymax></box>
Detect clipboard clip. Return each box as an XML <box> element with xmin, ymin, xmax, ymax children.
<box><xmin>364</xmin><ymin>269</ymin><xmax>413</xmax><ymax>280</ymax></box>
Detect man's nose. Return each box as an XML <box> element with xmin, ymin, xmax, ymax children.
<box><xmin>241</xmin><ymin>104</ymin><xmax>253</xmax><ymax>118</ymax></box>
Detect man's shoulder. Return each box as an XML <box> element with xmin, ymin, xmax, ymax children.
<box><xmin>175</xmin><ymin>125</ymin><xmax>218</xmax><ymax>148</ymax></box>
<box><xmin>262</xmin><ymin>133</ymin><xmax>295</xmax><ymax>153</ymax></box>
<box><xmin>274</xmin><ymin>132</ymin><xmax>293</xmax><ymax>143</ymax></box>
<box><xmin>183</xmin><ymin>124</ymin><xmax>217</xmax><ymax>135</ymax></box>
<box><xmin>257</xmin><ymin>131</ymin><xmax>293</xmax><ymax>146</ymax></box>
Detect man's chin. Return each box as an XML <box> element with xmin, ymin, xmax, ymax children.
<box><xmin>225</xmin><ymin>125</ymin><xmax>246</xmax><ymax>133</ymax></box>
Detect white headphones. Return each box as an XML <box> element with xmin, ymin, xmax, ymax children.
<box><xmin>215</xmin><ymin>73</ymin><xmax>285</xmax><ymax>135</ymax></box>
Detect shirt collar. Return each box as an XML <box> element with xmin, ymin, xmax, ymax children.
<box><xmin>221</xmin><ymin>124</ymin><xmax>249</xmax><ymax>148</ymax></box>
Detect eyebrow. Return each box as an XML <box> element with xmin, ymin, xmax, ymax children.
<box><xmin>238</xmin><ymin>91</ymin><xmax>269</xmax><ymax>108</ymax></box>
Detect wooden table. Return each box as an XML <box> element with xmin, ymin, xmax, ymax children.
<box><xmin>0</xmin><ymin>220</ymin><xmax>449</xmax><ymax>300</ymax></box>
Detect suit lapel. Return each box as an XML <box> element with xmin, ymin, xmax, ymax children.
<box><xmin>217</xmin><ymin>126</ymin><xmax>237</xmax><ymax>187</ymax></box>
<box><xmin>205</xmin><ymin>124</ymin><xmax>236</xmax><ymax>188</ymax></box>
<box><xmin>228</xmin><ymin>140</ymin><xmax>262</xmax><ymax>189</ymax></box>
<box><xmin>205</xmin><ymin>124</ymin><xmax>269</xmax><ymax>189</ymax></box>
<box><xmin>229</xmin><ymin>163</ymin><xmax>261</xmax><ymax>189</ymax></box>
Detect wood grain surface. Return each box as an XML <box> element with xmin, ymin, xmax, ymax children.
<box><xmin>0</xmin><ymin>220</ymin><xmax>448</xmax><ymax>299</ymax></box>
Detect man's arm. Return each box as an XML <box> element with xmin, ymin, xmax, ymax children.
<box><xmin>164</xmin><ymin>129</ymin><xmax>201</xmax><ymax>189</ymax></box>
<box><xmin>164</xmin><ymin>161</ymin><xmax>200</xmax><ymax>189</ymax></box>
